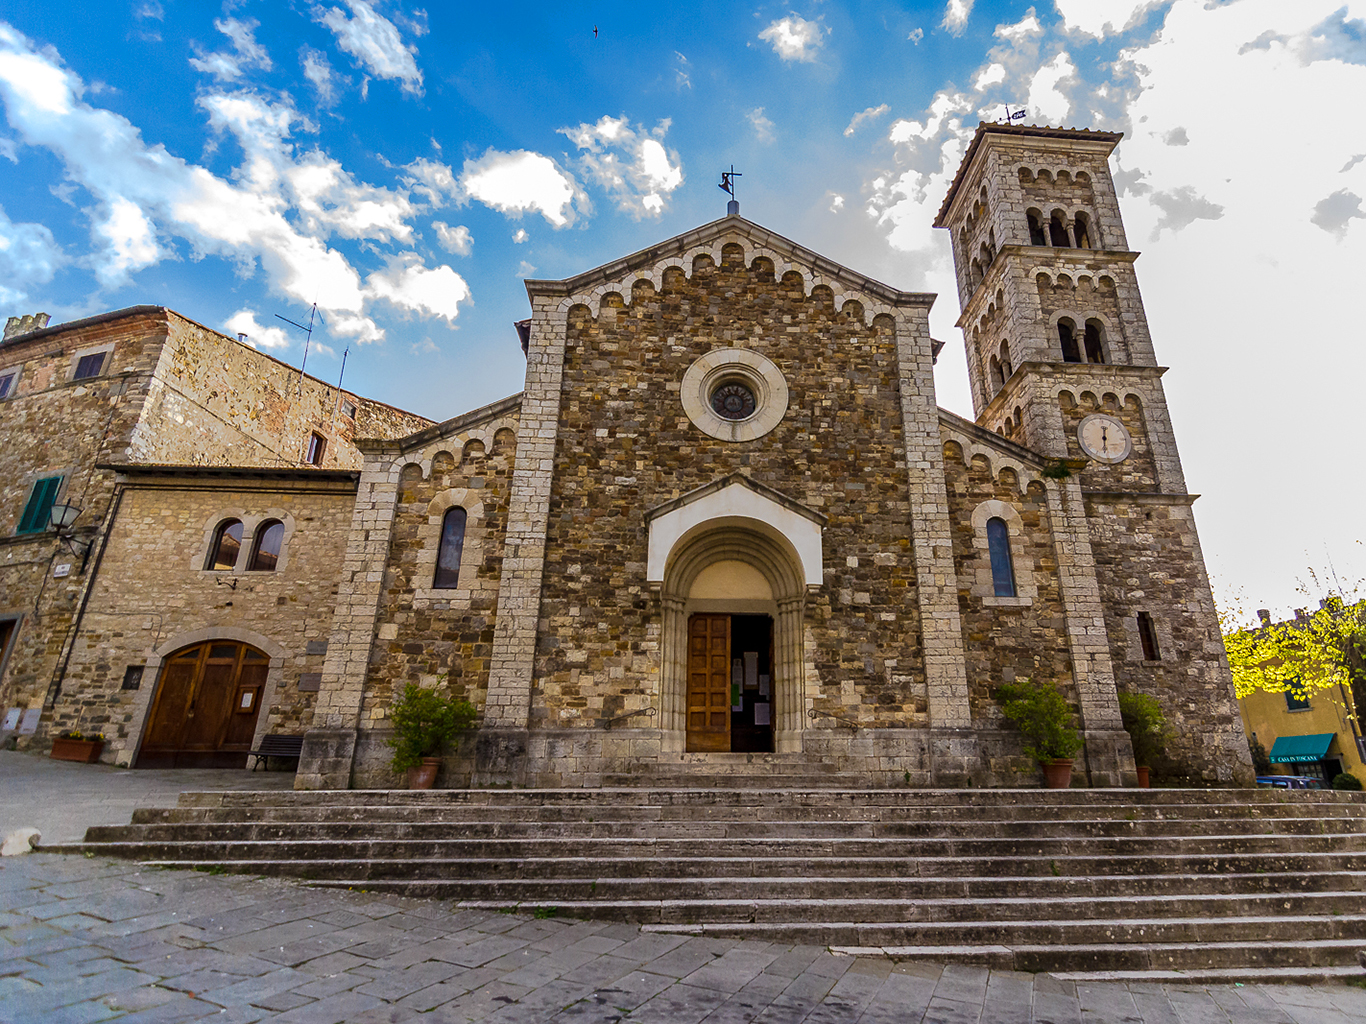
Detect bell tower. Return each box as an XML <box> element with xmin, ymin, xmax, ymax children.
<box><xmin>933</xmin><ymin>123</ymin><xmax>1186</xmax><ymax>496</ymax></box>
<box><xmin>935</xmin><ymin>123</ymin><xmax>1254</xmax><ymax>786</ymax></box>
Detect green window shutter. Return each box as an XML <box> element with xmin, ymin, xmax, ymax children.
<box><xmin>17</xmin><ymin>476</ymin><xmax>62</xmax><ymax>534</ymax></box>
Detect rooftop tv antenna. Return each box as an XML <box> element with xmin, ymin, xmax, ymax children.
<box><xmin>1002</xmin><ymin>105</ymin><xmax>1027</xmax><ymax>125</ymax></box>
<box><xmin>719</xmin><ymin>166</ymin><xmax>742</xmax><ymax>215</ymax></box>
<box><xmin>275</xmin><ymin>303</ymin><xmax>323</xmax><ymax>393</ymax></box>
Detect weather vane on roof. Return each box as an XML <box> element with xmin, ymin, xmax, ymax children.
<box><xmin>1002</xmin><ymin>105</ymin><xmax>1027</xmax><ymax>125</ymax></box>
<box><xmin>719</xmin><ymin>166</ymin><xmax>742</xmax><ymax>215</ymax></box>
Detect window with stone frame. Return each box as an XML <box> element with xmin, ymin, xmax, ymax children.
<box><xmin>986</xmin><ymin>517</ymin><xmax>1017</xmax><ymax>598</ymax></box>
<box><xmin>1284</xmin><ymin>682</ymin><xmax>1310</xmax><ymax>711</ymax></box>
<box><xmin>434</xmin><ymin>507</ymin><xmax>468</xmax><ymax>589</ymax></box>
<box><xmin>206</xmin><ymin>519</ymin><xmax>243</xmax><ymax>570</ymax></box>
<box><xmin>247</xmin><ymin>520</ymin><xmax>285</xmax><ymax>572</ymax></box>
<box><xmin>17</xmin><ymin>475</ymin><xmax>63</xmax><ymax>535</ymax></box>
<box><xmin>72</xmin><ymin>352</ymin><xmax>105</xmax><ymax>380</ymax></box>
<box><xmin>0</xmin><ymin>369</ymin><xmax>17</xmax><ymax>400</ymax></box>
<box><xmin>1137</xmin><ymin>610</ymin><xmax>1161</xmax><ymax>661</ymax></box>
<box><xmin>305</xmin><ymin>433</ymin><xmax>326</xmax><ymax>466</ymax></box>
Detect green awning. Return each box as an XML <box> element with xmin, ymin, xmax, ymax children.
<box><xmin>1268</xmin><ymin>733</ymin><xmax>1335</xmax><ymax>764</ymax></box>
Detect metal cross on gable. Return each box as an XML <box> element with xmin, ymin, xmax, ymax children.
<box><xmin>719</xmin><ymin>166</ymin><xmax>742</xmax><ymax>198</ymax></box>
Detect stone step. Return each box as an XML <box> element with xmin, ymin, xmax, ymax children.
<box><xmin>76</xmin><ymin>826</ymin><xmax>1366</xmax><ymax>864</ymax></box>
<box><xmin>130</xmin><ymin>804</ymin><xmax>1366</xmax><ymax>832</ymax></box>
<box><xmin>178</xmin><ymin>786</ymin><xmax>1366</xmax><ymax>809</ymax></box>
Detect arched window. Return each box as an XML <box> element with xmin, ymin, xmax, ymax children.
<box><xmin>433</xmin><ymin>507</ymin><xmax>468</xmax><ymax>589</ymax></box>
<box><xmin>248</xmin><ymin>520</ymin><xmax>285</xmax><ymax>571</ymax></box>
<box><xmin>1027</xmin><ymin>211</ymin><xmax>1047</xmax><ymax>247</ymax></box>
<box><xmin>206</xmin><ymin>519</ymin><xmax>242</xmax><ymax>570</ymax></box>
<box><xmin>986</xmin><ymin>517</ymin><xmax>1016</xmax><ymax>598</ymax></box>
<box><xmin>990</xmin><ymin>356</ymin><xmax>1005</xmax><ymax>392</ymax></box>
<box><xmin>1049</xmin><ymin>213</ymin><xmax>1071</xmax><ymax>247</ymax></box>
<box><xmin>1058</xmin><ymin>321</ymin><xmax>1082</xmax><ymax>363</ymax></box>
<box><xmin>998</xmin><ymin>341</ymin><xmax>1012</xmax><ymax>379</ymax></box>
<box><xmin>1084</xmin><ymin>322</ymin><xmax>1106</xmax><ymax>364</ymax></box>
<box><xmin>1074</xmin><ymin>214</ymin><xmax>1093</xmax><ymax>249</ymax></box>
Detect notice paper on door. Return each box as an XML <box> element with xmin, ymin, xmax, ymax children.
<box><xmin>759</xmin><ymin>674</ymin><xmax>770</xmax><ymax>697</ymax></box>
<box><xmin>753</xmin><ymin>702</ymin><xmax>771</xmax><ymax>726</ymax></box>
<box><xmin>744</xmin><ymin>651</ymin><xmax>758</xmax><ymax>689</ymax></box>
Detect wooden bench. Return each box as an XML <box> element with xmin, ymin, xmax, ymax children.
<box><xmin>247</xmin><ymin>734</ymin><xmax>305</xmax><ymax>771</ymax></box>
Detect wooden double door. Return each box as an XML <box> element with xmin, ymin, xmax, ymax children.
<box><xmin>686</xmin><ymin>613</ymin><xmax>773</xmax><ymax>753</ymax></box>
<box><xmin>137</xmin><ymin>641</ymin><xmax>267</xmax><ymax>768</ymax></box>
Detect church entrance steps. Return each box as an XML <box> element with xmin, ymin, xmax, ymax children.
<box><xmin>56</xmin><ymin>786</ymin><xmax>1366</xmax><ymax>977</ymax></box>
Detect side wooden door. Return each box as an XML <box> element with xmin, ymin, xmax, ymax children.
<box><xmin>138</xmin><ymin>641</ymin><xmax>267</xmax><ymax>768</ymax></box>
<box><xmin>686</xmin><ymin>614</ymin><xmax>731</xmax><ymax>752</ymax></box>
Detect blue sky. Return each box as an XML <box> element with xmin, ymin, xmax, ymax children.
<box><xmin>1</xmin><ymin>0</ymin><xmax>1364</xmax><ymax>617</ymax></box>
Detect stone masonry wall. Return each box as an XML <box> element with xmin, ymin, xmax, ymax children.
<box><xmin>133</xmin><ymin>312</ymin><xmax>431</xmax><ymax>470</ymax></box>
<box><xmin>364</xmin><ymin>427</ymin><xmax>518</xmax><ymax>724</ymax></box>
<box><xmin>942</xmin><ymin>445</ymin><xmax>1076</xmax><ymax>722</ymax></box>
<box><xmin>1085</xmin><ymin>493</ymin><xmax>1253</xmax><ymax>784</ymax></box>
<box><xmin>534</xmin><ymin>246</ymin><xmax>930</xmax><ymax>731</ymax></box>
<box><xmin>49</xmin><ymin>477</ymin><xmax>356</xmax><ymax>765</ymax></box>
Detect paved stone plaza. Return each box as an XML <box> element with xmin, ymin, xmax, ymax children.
<box><xmin>4</xmin><ymin>852</ymin><xmax>1366</xmax><ymax>1024</ymax></box>
<box><xmin>4</xmin><ymin>752</ymin><xmax>1366</xmax><ymax>1022</ymax></box>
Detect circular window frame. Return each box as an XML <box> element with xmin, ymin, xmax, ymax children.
<box><xmin>681</xmin><ymin>348</ymin><xmax>789</xmax><ymax>442</ymax></box>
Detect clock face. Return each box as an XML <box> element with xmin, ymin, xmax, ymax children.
<box><xmin>1077</xmin><ymin>413</ymin><xmax>1132</xmax><ymax>464</ymax></box>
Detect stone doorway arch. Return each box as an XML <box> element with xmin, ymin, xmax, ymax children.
<box><xmin>658</xmin><ymin>521</ymin><xmax>810</xmax><ymax>754</ymax></box>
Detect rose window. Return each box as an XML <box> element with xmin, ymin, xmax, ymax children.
<box><xmin>710</xmin><ymin>382</ymin><xmax>756</xmax><ymax>420</ymax></box>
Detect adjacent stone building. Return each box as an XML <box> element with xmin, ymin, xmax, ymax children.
<box><xmin>2</xmin><ymin>124</ymin><xmax>1254</xmax><ymax>788</ymax></box>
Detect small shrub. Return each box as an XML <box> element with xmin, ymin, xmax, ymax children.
<box><xmin>387</xmin><ymin>683</ymin><xmax>476</xmax><ymax>772</ymax></box>
<box><xmin>1332</xmin><ymin>772</ymin><xmax>1364</xmax><ymax>791</ymax></box>
<box><xmin>994</xmin><ymin>678</ymin><xmax>1082</xmax><ymax>763</ymax></box>
<box><xmin>1247</xmin><ymin>736</ymin><xmax>1272</xmax><ymax>776</ymax></box>
<box><xmin>1117</xmin><ymin>691</ymin><xmax>1169</xmax><ymax>768</ymax></box>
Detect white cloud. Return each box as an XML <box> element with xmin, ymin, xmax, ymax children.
<box><xmin>829</xmin><ymin>194</ymin><xmax>845</xmax><ymax>212</ymax></box>
<box><xmin>366</xmin><ymin>254</ymin><xmax>469</xmax><ymax>321</ymax></box>
<box><xmin>674</xmin><ymin>51</ymin><xmax>692</xmax><ymax>90</ymax></box>
<box><xmin>0</xmin><ymin>203</ymin><xmax>64</xmax><ymax>306</ymax></box>
<box><xmin>512</xmin><ymin>228</ymin><xmax>528</xmax><ymax>243</ymax></box>
<box><xmin>974</xmin><ymin>63</ymin><xmax>1006</xmax><ymax>91</ymax></box>
<box><xmin>0</xmin><ymin>23</ymin><xmax>469</xmax><ymax>342</ymax></box>
<box><xmin>942</xmin><ymin>0</ymin><xmax>975</xmax><ymax>37</ymax></box>
<box><xmin>458</xmin><ymin>149</ymin><xmax>581</xmax><ymax>227</ymax></box>
<box><xmin>1053</xmin><ymin>0</ymin><xmax>1165</xmax><ymax>39</ymax></box>
<box><xmin>516</xmin><ymin>260</ymin><xmax>536</xmax><ymax>277</ymax></box>
<box><xmin>314</xmin><ymin>0</ymin><xmax>423</xmax><ymax>96</ymax></box>
<box><xmin>431</xmin><ymin>221</ymin><xmax>471</xmax><ymax>254</ymax></box>
<box><xmin>134</xmin><ymin>1</ymin><xmax>163</xmax><ymax>19</ymax></box>
<box><xmin>1025</xmin><ymin>51</ymin><xmax>1076</xmax><ymax>124</ymax></box>
<box><xmin>559</xmin><ymin>116</ymin><xmax>683</xmax><ymax>218</ymax></box>
<box><xmin>749</xmin><ymin>108</ymin><xmax>776</xmax><ymax>144</ymax></box>
<box><xmin>908</xmin><ymin>28</ymin><xmax>925</xmax><ymax>44</ymax></box>
<box><xmin>224</xmin><ymin>309</ymin><xmax>292</xmax><ymax>350</ymax></box>
<box><xmin>1311</xmin><ymin>189</ymin><xmax>1366</xmax><ymax>238</ymax></box>
<box><xmin>844</xmin><ymin>104</ymin><xmax>890</xmax><ymax>137</ymax></box>
<box><xmin>300</xmin><ymin>46</ymin><xmax>343</xmax><ymax>106</ymax></box>
<box><xmin>759</xmin><ymin>16</ymin><xmax>827</xmax><ymax>62</ymax></box>
<box><xmin>189</xmin><ymin>18</ymin><xmax>272</xmax><ymax>82</ymax></box>
<box><xmin>401</xmin><ymin>156</ymin><xmax>459</xmax><ymax>206</ymax></box>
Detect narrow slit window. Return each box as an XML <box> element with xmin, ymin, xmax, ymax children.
<box><xmin>206</xmin><ymin>519</ymin><xmax>243</xmax><ymax>570</ymax></box>
<box><xmin>1137</xmin><ymin>611</ymin><xmax>1160</xmax><ymax>661</ymax></box>
<box><xmin>1058</xmin><ymin>322</ymin><xmax>1082</xmax><ymax>363</ymax></box>
<box><xmin>1074</xmin><ymin>216</ymin><xmax>1093</xmax><ymax>249</ymax></box>
<box><xmin>986</xmin><ymin>517</ymin><xmax>1016</xmax><ymax>598</ymax></box>
<box><xmin>1084</xmin><ymin>323</ymin><xmax>1106</xmax><ymax>364</ymax></box>
<box><xmin>248</xmin><ymin>520</ymin><xmax>284</xmax><ymax>572</ymax></box>
<box><xmin>306</xmin><ymin>433</ymin><xmax>326</xmax><ymax>466</ymax></box>
<box><xmin>1027</xmin><ymin>212</ymin><xmax>1047</xmax><ymax>246</ymax></box>
<box><xmin>434</xmin><ymin>507</ymin><xmax>468</xmax><ymax>589</ymax></box>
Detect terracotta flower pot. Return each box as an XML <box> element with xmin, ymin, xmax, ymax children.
<box><xmin>50</xmin><ymin>738</ymin><xmax>104</xmax><ymax>763</ymax></box>
<box><xmin>1136</xmin><ymin>765</ymin><xmax>1150</xmax><ymax>788</ymax></box>
<box><xmin>1042</xmin><ymin>758</ymin><xmax>1074</xmax><ymax>789</ymax></box>
<box><xmin>406</xmin><ymin>757</ymin><xmax>441</xmax><ymax>790</ymax></box>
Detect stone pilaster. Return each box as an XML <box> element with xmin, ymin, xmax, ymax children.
<box><xmin>894</xmin><ymin>308</ymin><xmax>973</xmax><ymax>730</ymax></box>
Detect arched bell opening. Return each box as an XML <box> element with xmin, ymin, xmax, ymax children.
<box><xmin>659</xmin><ymin>521</ymin><xmax>808</xmax><ymax>755</ymax></box>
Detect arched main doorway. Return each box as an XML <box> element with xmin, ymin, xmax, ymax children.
<box><xmin>661</xmin><ymin>523</ymin><xmax>808</xmax><ymax>754</ymax></box>
<box><xmin>137</xmin><ymin>641</ymin><xmax>268</xmax><ymax>768</ymax></box>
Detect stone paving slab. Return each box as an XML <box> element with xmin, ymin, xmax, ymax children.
<box><xmin>7</xmin><ymin>853</ymin><xmax>1366</xmax><ymax>1021</ymax></box>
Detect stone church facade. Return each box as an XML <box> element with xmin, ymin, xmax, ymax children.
<box><xmin>302</xmin><ymin>123</ymin><xmax>1251</xmax><ymax>789</ymax></box>
<box><xmin>4</xmin><ymin>124</ymin><xmax>1253</xmax><ymax>789</ymax></box>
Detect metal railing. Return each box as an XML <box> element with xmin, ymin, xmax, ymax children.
<box><xmin>807</xmin><ymin>707</ymin><xmax>861</xmax><ymax>731</ymax></box>
<box><xmin>603</xmin><ymin>706</ymin><xmax>657</xmax><ymax>730</ymax></box>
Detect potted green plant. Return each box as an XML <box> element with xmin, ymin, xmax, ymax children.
<box><xmin>1117</xmin><ymin>691</ymin><xmax>1169</xmax><ymax>788</ymax></box>
<box><xmin>387</xmin><ymin>683</ymin><xmax>476</xmax><ymax>789</ymax></box>
<box><xmin>995</xmin><ymin>678</ymin><xmax>1083</xmax><ymax>788</ymax></box>
<box><xmin>50</xmin><ymin>729</ymin><xmax>105</xmax><ymax>763</ymax></box>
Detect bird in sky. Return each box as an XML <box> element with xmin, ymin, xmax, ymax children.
<box><xmin>593</xmin><ymin>25</ymin><xmax>599</xmax><ymax>38</ymax></box>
